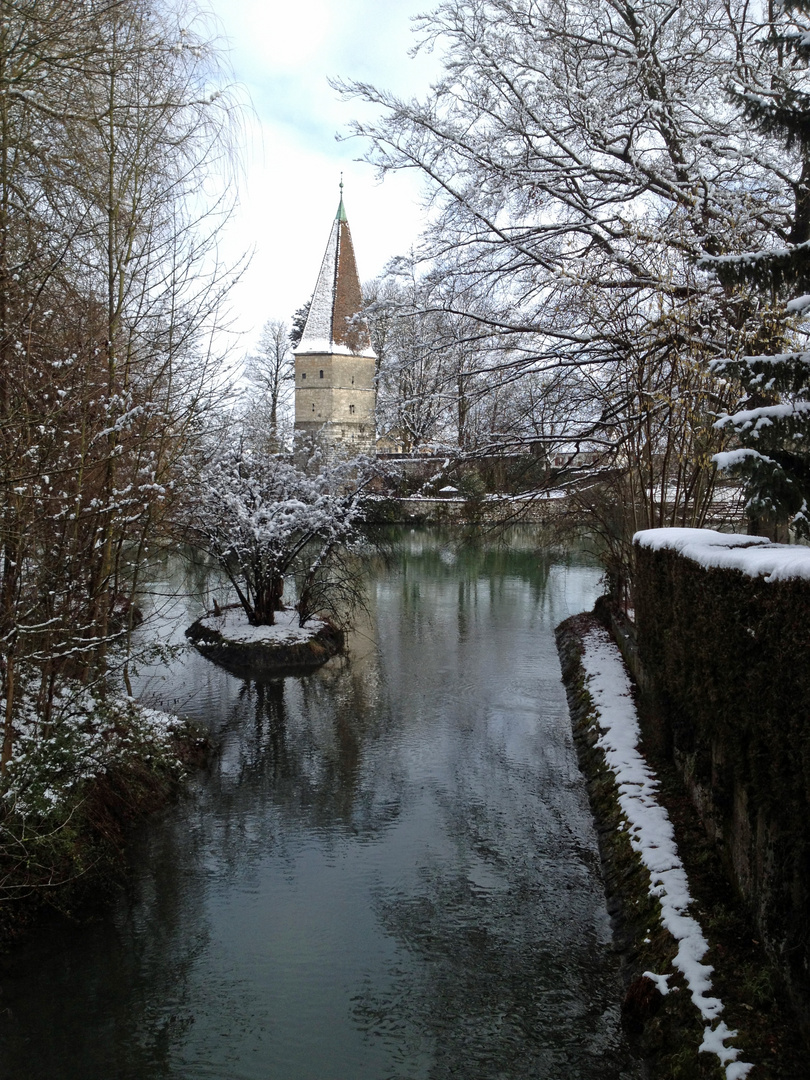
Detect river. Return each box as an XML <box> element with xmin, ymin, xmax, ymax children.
<box><xmin>0</xmin><ymin>528</ymin><xmax>638</xmax><ymax>1080</ymax></box>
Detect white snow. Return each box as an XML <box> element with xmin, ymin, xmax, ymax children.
<box><xmin>5</xmin><ymin>684</ymin><xmax>189</xmax><ymax>815</ymax></box>
<box><xmin>699</xmin><ymin>1022</ymin><xmax>746</xmax><ymax>1067</ymax></box>
<box><xmin>711</xmin><ymin>350</ymin><xmax>810</xmax><ymax>371</ymax></box>
<box><xmin>198</xmin><ymin>606</ymin><xmax>324</xmax><ymax>645</ymax></box>
<box><xmin>712</xmin><ymin>448</ymin><xmax>771</xmax><ymax>470</ymax></box>
<box><xmin>293</xmin><ymin>338</ymin><xmax>376</xmax><ymax>358</ymax></box>
<box><xmin>642</xmin><ymin>970</ymin><xmax>672</xmax><ymax>995</ymax></box>
<box><xmin>634</xmin><ymin>526</ymin><xmax>810</xmax><ymax>582</ymax></box>
<box><xmin>292</xmin><ymin>215</ymin><xmax>375</xmax><ymax>359</ymax></box>
<box><xmin>715</xmin><ymin>399</ymin><xmax>810</xmax><ymax>430</ymax></box>
<box><xmin>579</xmin><ymin>625</ymin><xmax>753</xmax><ymax>1079</ymax></box>
<box><xmin>138</xmin><ymin>705</ymin><xmax>184</xmax><ymax>736</ymax></box>
<box><xmin>297</xmin><ymin>217</ymin><xmax>339</xmax><ymax>349</ymax></box>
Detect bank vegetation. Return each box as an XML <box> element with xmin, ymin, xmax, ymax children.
<box><xmin>0</xmin><ymin>0</ymin><xmax>239</xmax><ymax>921</ymax></box>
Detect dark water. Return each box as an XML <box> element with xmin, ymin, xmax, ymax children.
<box><xmin>0</xmin><ymin>529</ymin><xmax>638</xmax><ymax>1080</ymax></box>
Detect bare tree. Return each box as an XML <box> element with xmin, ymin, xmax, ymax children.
<box><xmin>366</xmin><ymin>267</ymin><xmax>451</xmax><ymax>451</ymax></box>
<box><xmin>336</xmin><ymin>0</ymin><xmax>798</xmax><ymax>573</ymax></box>
<box><xmin>342</xmin><ymin>0</ymin><xmax>788</xmax><ymax>345</ymax></box>
<box><xmin>0</xmin><ymin>0</ymin><xmax>241</xmax><ymax>767</ymax></box>
<box><xmin>243</xmin><ymin>318</ymin><xmax>295</xmax><ymax>446</ymax></box>
<box><xmin>289</xmin><ymin>297</ymin><xmax>311</xmax><ymax>349</ymax></box>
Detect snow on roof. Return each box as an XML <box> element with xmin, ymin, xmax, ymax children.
<box><xmin>290</xmin><ymin>338</ymin><xmax>373</xmax><ymax>358</ymax></box>
<box><xmin>634</xmin><ymin>527</ymin><xmax>810</xmax><ymax>582</ymax></box>
<box><xmin>294</xmin><ymin>195</ymin><xmax>376</xmax><ymax>360</ymax></box>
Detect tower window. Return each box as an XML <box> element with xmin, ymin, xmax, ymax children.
<box><xmin>301</xmin><ymin>372</ymin><xmax>306</xmax><ymax>380</ymax></box>
<box><xmin>349</xmin><ymin>404</ymin><xmax>355</xmax><ymax>414</ymax></box>
<box><xmin>319</xmin><ymin>369</ymin><xmax>324</xmax><ymax>379</ymax></box>
<box><xmin>312</xmin><ymin>403</ymin><xmax>315</xmax><ymax>411</ymax></box>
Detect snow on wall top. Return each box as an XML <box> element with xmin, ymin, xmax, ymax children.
<box><xmin>294</xmin><ymin>199</ymin><xmax>375</xmax><ymax>360</ymax></box>
<box><xmin>634</xmin><ymin>527</ymin><xmax>810</xmax><ymax>583</ymax></box>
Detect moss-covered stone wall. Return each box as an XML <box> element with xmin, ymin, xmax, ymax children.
<box><xmin>632</xmin><ymin>540</ymin><xmax>810</xmax><ymax>1018</ymax></box>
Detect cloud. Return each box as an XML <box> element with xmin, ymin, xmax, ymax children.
<box><xmin>206</xmin><ymin>0</ymin><xmax>438</xmax><ymax>356</ymax></box>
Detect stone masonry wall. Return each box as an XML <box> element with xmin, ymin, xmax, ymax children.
<box><xmin>629</xmin><ymin>538</ymin><xmax>810</xmax><ymax>1026</ymax></box>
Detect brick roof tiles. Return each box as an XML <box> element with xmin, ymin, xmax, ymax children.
<box><xmin>294</xmin><ymin>196</ymin><xmax>375</xmax><ymax>359</ymax></box>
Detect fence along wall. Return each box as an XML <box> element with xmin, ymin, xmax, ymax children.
<box><xmin>632</xmin><ymin>529</ymin><xmax>810</xmax><ymax>1018</ymax></box>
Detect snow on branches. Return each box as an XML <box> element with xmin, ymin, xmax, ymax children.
<box><xmin>186</xmin><ymin>435</ymin><xmax>378</xmax><ymax>628</ymax></box>
<box><xmin>704</xmin><ymin>0</ymin><xmax>810</xmax><ymax>536</ymax></box>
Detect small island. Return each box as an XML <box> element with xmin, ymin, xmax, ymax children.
<box><xmin>186</xmin><ymin>604</ymin><xmax>344</xmax><ymax>677</ymax></box>
<box><xmin>181</xmin><ymin>437</ymin><xmax>374</xmax><ymax>681</ymax></box>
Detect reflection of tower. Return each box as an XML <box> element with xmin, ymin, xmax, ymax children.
<box><xmin>293</xmin><ymin>183</ymin><xmax>377</xmax><ymax>452</ymax></box>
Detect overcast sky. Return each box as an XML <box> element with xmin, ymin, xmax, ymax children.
<box><xmin>205</xmin><ymin>0</ymin><xmax>440</xmax><ymax>358</ymax></box>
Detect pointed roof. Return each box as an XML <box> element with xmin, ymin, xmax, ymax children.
<box><xmin>294</xmin><ymin>187</ymin><xmax>375</xmax><ymax>359</ymax></box>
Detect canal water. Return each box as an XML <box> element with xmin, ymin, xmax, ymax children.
<box><xmin>0</xmin><ymin>529</ymin><xmax>638</xmax><ymax>1080</ymax></box>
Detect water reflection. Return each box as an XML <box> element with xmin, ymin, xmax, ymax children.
<box><xmin>0</xmin><ymin>528</ymin><xmax>638</xmax><ymax>1080</ymax></box>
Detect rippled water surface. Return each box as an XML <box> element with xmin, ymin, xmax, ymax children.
<box><xmin>0</xmin><ymin>529</ymin><xmax>639</xmax><ymax>1079</ymax></box>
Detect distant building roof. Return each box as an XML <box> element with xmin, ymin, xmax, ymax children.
<box><xmin>294</xmin><ymin>188</ymin><xmax>376</xmax><ymax>359</ymax></box>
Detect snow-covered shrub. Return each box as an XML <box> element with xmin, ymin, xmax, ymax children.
<box><xmin>0</xmin><ymin>681</ymin><xmax>201</xmax><ymax>908</ymax></box>
<box><xmin>185</xmin><ymin>434</ymin><xmax>379</xmax><ymax>627</ymax></box>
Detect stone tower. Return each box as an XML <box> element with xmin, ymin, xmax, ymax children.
<box><xmin>293</xmin><ymin>186</ymin><xmax>377</xmax><ymax>452</ymax></box>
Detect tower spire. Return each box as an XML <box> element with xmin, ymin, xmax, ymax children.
<box><xmin>337</xmin><ymin>173</ymin><xmax>347</xmax><ymax>223</ymax></box>
<box><xmin>293</xmin><ymin>188</ymin><xmax>377</xmax><ymax>452</ymax></box>
<box><xmin>295</xmin><ymin>185</ymin><xmax>373</xmax><ymax>357</ymax></box>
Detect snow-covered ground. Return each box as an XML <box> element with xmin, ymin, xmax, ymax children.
<box><xmin>635</xmin><ymin>526</ymin><xmax>810</xmax><ymax>582</ymax></box>
<box><xmin>198</xmin><ymin>606</ymin><xmax>325</xmax><ymax>645</ymax></box>
<box><xmin>580</xmin><ymin>624</ymin><xmax>753</xmax><ymax>1080</ymax></box>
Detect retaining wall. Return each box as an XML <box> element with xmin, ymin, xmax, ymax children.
<box><xmin>628</xmin><ymin>529</ymin><xmax>810</xmax><ymax>1024</ymax></box>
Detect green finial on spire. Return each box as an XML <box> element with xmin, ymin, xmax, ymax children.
<box><xmin>337</xmin><ymin>172</ymin><xmax>347</xmax><ymax>222</ymax></box>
